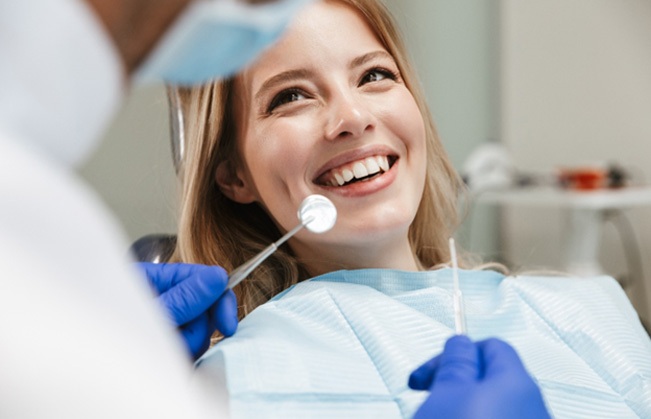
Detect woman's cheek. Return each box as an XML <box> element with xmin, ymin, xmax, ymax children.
<box><xmin>396</xmin><ymin>95</ymin><xmax>426</xmax><ymax>151</ymax></box>
<box><xmin>246</xmin><ymin>120</ymin><xmax>312</xmax><ymax>185</ymax></box>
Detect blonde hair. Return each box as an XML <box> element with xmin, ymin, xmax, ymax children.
<box><xmin>171</xmin><ymin>0</ymin><xmax>465</xmax><ymax>318</ymax></box>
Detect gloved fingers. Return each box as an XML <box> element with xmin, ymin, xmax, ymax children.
<box><xmin>180</xmin><ymin>313</ymin><xmax>211</xmax><ymax>360</ymax></box>
<box><xmin>136</xmin><ymin>262</ymin><xmax>197</xmax><ymax>293</ymax></box>
<box><xmin>433</xmin><ymin>335</ymin><xmax>480</xmax><ymax>385</ymax></box>
<box><xmin>159</xmin><ymin>266</ymin><xmax>229</xmax><ymax>326</ymax></box>
<box><xmin>476</xmin><ymin>338</ymin><xmax>527</xmax><ymax>377</ymax></box>
<box><xmin>411</xmin><ymin>337</ymin><xmax>478</xmax><ymax>419</ymax></box>
<box><xmin>167</xmin><ymin>264</ymin><xmax>227</xmax><ymax>287</ymax></box>
<box><xmin>136</xmin><ymin>262</ymin><xmax>169</xmax><ymax>293</ymax></box>
<box><xmin>408</xmin><ymin>355</ymin><xmax>441</xmax><ymax>390</ymax></box>
<box><xmin>137</xmin><ymin>262</ymin><xmax>228</xmax><ymax>293</ymax></box>
<box><xmin>210</xmin><ymin>288</ymin><xmax>239</xmax><ymax>337</ymax></box>
<box><xmin>477</xmin><ymin>338</ymin><xmax>552</xmax><ymax>419</ymax></box>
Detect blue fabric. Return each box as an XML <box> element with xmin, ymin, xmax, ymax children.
<box><xmin>195</xmin><ymin>269</ymin><xmax>651</xmax><ymax>418</ymax></box>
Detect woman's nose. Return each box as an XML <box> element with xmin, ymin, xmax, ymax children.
<box><xmin>324</xmin><ymin>92</ymin><xmax>374</xmax><ymax>141</ymax></box>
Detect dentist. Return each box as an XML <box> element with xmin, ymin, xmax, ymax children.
<box><xmin>0</xmin><ymin>0</ymin><xmax>549</xmax><ymax>417</ymax></box>
<box><xmin>0</xmin><ymin>0</ymin><xmax>310</xmax><ymax>417</ymax></box>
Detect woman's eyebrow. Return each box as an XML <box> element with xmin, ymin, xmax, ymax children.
<box><xmin>255</xmin><ymin>69</ymin><xmax>313</xmax><ymax>101</ymax></box>
<box><xmin>350</xmin><ymin>50</ymin><xmax>394</xmax><ymax>69</ymax></box>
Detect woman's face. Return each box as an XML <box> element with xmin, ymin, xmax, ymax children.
<box><xmin>227</xmin><ymin>0</ymin><xmax>427</xmax><ymax>272</ymax></box>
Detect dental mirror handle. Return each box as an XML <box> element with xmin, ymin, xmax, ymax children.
<box><xmin>226</xmin><ymin>218</ymin><xmax>312</xmax><ymax>290</ymax></box>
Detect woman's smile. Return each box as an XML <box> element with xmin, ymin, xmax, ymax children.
<box><xmin>318</xmin><ymin>155</ymin><xmax>393</xmax><ymax>186</ymax></box>
<box><xmin>313</xmin><ymin>146</ymin><xmax>399</xmax><ymax>197</ymax></box>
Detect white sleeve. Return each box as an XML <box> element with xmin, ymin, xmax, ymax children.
<box><xmin>0</xmin><ymin>0</ymin><xmax>123</xmax><ymax>167</ymax></box>
<box><xmin>0</xmin><ymin>137</ymin><xmax>228</xmax><ymax>418</ymax></box>
<box><xmin>0</xmin><ymin>0</ymin><xmax>228</xmax><ymax>416</ymax></box>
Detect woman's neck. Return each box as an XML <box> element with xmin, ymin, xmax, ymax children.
<box><xmin>294</xmin><ymin>236</ymin><xmax>422</xmax><ymax>278</ymax></box>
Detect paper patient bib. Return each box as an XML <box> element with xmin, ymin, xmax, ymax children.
<box><xmin>195</xmin><ymin>269</ymin><xmax>651</xmax><ymax>418</ymax></box>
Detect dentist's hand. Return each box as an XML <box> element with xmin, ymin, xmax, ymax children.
<box><xmin>409</xmin><ymin>335</ymin><xmax>551</xmax><ymax>419</ymax></box>
<box><xmin>137</xmin><ymin>263</ymin><xmax>238</xmax><ymax>359</ymax></box>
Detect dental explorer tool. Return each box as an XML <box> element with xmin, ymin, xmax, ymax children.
<box><xmin>449</xmin><ymin>237</ymin><xmax>467</xmax><ymax>335</ymax></box>
<box><xmin>226</xmin><ymin>194</ymin><xmax>337</xmax><ymax>290</ymax></box>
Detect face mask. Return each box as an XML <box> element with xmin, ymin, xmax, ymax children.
<box><xmin>135</xmin><ymin>0</ymin><xmax>313</xmax><ymax>86</ymax></box>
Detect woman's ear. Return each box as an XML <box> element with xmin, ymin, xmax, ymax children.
<box><xmin>215</xmin><ymin>161</ymin><xmax>257</xmax><ymax>204</ymax></box>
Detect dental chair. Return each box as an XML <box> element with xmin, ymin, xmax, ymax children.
<box><xmin>130</xmin><ymin>234</ymin><xmax>176</xmax><ymax>263</ymax></box>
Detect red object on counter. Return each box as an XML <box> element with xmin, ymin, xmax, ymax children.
<box><xmin>558</xmin><ymin>167</ymin><xmax>607</xmax><ymax>190</ymax></box>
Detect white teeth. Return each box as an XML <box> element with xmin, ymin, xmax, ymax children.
<box><xmin>353</xmin><ymin>162</ymin><xmax>368</xmax><ymax>178</ymax></box>
<box><xmin>365</xmin><ymin>157</ymin><xmax>380</xmax><ymax>175</ymax></box>
<box><xmin>378</xmin><ymin>156</ymin><xmax>389</xmax><ymax>171</ymax></box>
<box><xmin>323</xmin><ymin>155</ymin><xmax>392</xmax><ymax>187</ymax></box>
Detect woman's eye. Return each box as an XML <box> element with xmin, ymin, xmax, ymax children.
<box><xmin>268</xmin><ymin>89</ymin><xmax>307</xmax><ymax>112</ymax></box>
<box><xmin>360</xmin><ymin>68</ymin><xmax>396</xmax><ymax>85</ymax></box>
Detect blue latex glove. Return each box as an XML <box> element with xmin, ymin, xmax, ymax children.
<box><xmin>137</xmin><ymin>263</ymin><xmax>238</xmax><ymax>360</ymax></box>
<box><xmin>409</xmin><ymin>335</ymin><xmax>551</xmax><ymax>419</ymax></box>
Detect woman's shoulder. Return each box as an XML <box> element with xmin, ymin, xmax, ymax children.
<box><xmin>506</xmin><ymin>273</ymin><xmax>645</xmax><ymax>331</ymax></box>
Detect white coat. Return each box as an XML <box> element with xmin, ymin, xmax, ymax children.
<box><xmin>0</xmin><ymin>0</ymin><xmax>224</xmax><ymax>417</ymax></box>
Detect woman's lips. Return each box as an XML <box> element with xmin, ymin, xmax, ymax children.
<box><xmin>315</xmin><ymin>154</ymin><xmax>396</xmax><ymax>187</ymax></box>
<box><xmin>318</xmin><ymin>156</ymin><xmax>400</xmax><ymax>198</ymax></box>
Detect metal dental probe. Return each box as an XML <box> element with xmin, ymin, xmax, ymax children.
<box><xmin>227</xmin><ymin>194</ymin><xmax>337</xmax><ymax>290</ymax></box>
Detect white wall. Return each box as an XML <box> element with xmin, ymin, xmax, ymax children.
<box><xmin>500</xmin><ymin>0</ymin><xmax>651</xmax><ymax>320</ymax></box>
<box><xmin>77</xmin><ymin>85</ymin><xmax>178</xmax><ymax>243</ymax></box>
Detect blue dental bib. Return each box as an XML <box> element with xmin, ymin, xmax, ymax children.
<box><xmin>196</xmin><ymin>269</ymin><xmax>651</xmax><ymax>418</ymax></box>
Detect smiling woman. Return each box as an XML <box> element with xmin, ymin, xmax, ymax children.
<box><xmin>222</xmin><ymin>0</ymin><xmax>432</xmax><ymax>278</ymax></box>
<box><xmin>171</xmin><ymin>0</ymin><xmax>461</xmax><ymax>315</ymax></box>
<box><xmin>169</xmin><ymin>0</ymin><xmax>651</xmax><ymax>417</ymax></box>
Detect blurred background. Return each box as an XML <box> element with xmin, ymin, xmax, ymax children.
<box><xmin>78</xmin><ymin>0</ymin><xmax>651</xmax><ymax>322</ymax></box>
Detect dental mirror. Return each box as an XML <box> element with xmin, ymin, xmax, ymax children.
<box><xmin>227</xmin><ymin>194</ymin><xmax>337</xmax><ymax>289</ymax></box>
<box><xmin>298</xmin><ymin>194</ymin><xmax>337</xmax><ymax>233</ymax></box>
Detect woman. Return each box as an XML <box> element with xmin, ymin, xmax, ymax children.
<box><xmin>172</xmin><ymin>0</ymin><xmax>651</xmax><ymax>417</ymax></box>
<box><xmin>172</xmin><ymin>0</ymin><xmax>460</xmax><ymax>318</ymax></box>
